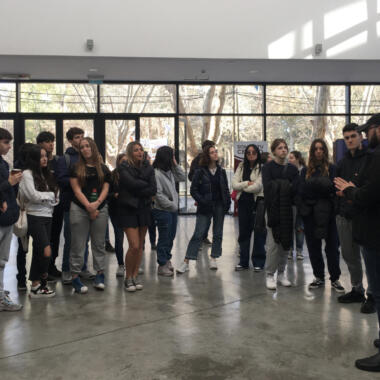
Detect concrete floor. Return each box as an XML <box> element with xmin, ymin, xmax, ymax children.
<box><xmin>0</xmin><ymin>215</ymin><xmax>378</xmax><ymax>380</ymax></box>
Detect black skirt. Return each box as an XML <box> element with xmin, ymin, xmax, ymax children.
<box><xmin>116</xmin><ymin>206</ymin><xmax>152</xmax><ymax>228</ymax></box>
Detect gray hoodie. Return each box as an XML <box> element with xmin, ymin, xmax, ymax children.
<box><xmin>153</xmin><ymin>165</ymin><xmax>186</xmax><ymax>212</ymax></box>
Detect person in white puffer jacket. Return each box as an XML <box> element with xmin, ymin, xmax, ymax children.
<box><xmin>232</xmin><ymin>144</ymin><xmax>266</xmax><ymax>272</ymax></box>
<box><xmin>152</xmin><ymin>146</ymin><xmax>186</xmax><ymax>277</ymax></box>
<box><xmin>19</xmin><ymin>144</ymin><xmax>59</xmax><ymax>299</ymax></box>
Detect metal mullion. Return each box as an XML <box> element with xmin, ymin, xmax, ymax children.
<box><xmin>56</xmin><ymin>119</ymin><xmax>63</xmax><ymax>156</ymax></box>
<box><xmin>346</xmin><ymin>85</ymin><xmax>351</xmax><ymax>124</ymax></box>
<box><xmin>263</xmin><ymin>85</ymin><xmax>267</xmax><ymax>141</ymax></box>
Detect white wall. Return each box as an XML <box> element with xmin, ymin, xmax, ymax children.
<box><xmin>0</xmin><ymin>0</ymin><xmax>379</xmax><ymax>59</ymax></box>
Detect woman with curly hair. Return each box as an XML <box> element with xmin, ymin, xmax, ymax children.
<box><xmin>300</xmin><ymin>139</ymin><xmax>343</xmax><ymax>292</ymax></box>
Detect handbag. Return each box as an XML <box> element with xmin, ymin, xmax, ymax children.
<box><xmin>14</xmin><ymin>192</ymin><xmax>28</xmax><ymax>238</ymax></box>
<box><xmin>253</xmin><ymin>196</ymin><xmax>266</xmax><ymax>234</ymax></box>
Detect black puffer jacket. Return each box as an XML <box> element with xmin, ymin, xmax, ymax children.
<box><xmin>190</xmin><ymin>166</ymin><xmax>231</xmax><ymax>215</ymax></box>
<box><xmin>117</xmin><ymin>160</ymin><xmax>157</xmax><ymax>209</ymax></box>
<box><xmin>344</xmin><ymin>145</ymin><xmax>380</xmax><ymax>250</ymax></box>
<box><xmin>299</xmin><ymin>165</ymin><xmax>336</xmax><ymax>239</ymax></box>
<box><xmin>336</xmin><ymin>148</ymin><xmax>369</xmax><ymax>219</ymax></box>
<box><xmin>266</xmin><ymin>179</ymin><xmax>293</xmax><ymax>250</ymax></box>
<box><xmin>0</xmin><ymin>157</ymin><xmax>19</xmax><ymax>226</ymax></box>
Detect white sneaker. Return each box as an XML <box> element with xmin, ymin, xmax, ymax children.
<box><xmin>278</xmin><ymin>273</ymin><xmax>292</xmax><ymax>287</ymax></box>
<box><xmin>266</xmin><ymin>275</ymin><xmax>277</xmax><ymax>290</ymax></box>
<box><xmin>296</xmin><ymin>252</ymin><xmax>304</xmax><ymax>260</ymax></box>
<box><xmin>176</xmin><ymin>261</ymin><xmax>189</xmax><ymax>274</ymax></box>
<box><xmin>209</xmin><ymin>258</ymin><xmax>218</xmax><ymax>270</ymax></box>
<box><xmin>288</xmin><ymin>252</ymin><xmax>293</xmax><ymax>260</ymax></box>
<box><xmin>116</xmin><ymin>265</ymin><xmax>125</xmax><ymax>278</ymax></box>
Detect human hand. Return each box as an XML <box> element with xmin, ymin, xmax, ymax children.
<box><xmin>334</xmin><ymin>177</ymin><xmax>356</xmax><ymax>192</ymax></box>
<box><xmin>9</xmin><ymin>172</ymin><xmax>22</xmax><ymax>186</ymax></box>
<box><xmin>173</xmin><ymin>156</ymin><xmax>178</xmax><ymax>166</ymax></box>
<box><xmin>89</xmin><ymin>210</ymin><xmax>99</xmax><ymax>220</ymax></box>
<box><xmin>86</xmin><ymin>201</ymin><xmax>99</xmax><ymax>213</ymax></box>
<box><xmin>247</xmin><ymin>181</ymin><xmax>254</xmax><ymax>186</ymax></box>
<box><xmin>114</xmin><ymin>193</ymin><xmax>119</xmax><ymax>199</ymax></box>
<box><xmin>0</xmin><ymin>201</ymin><xmax>7</xmax><ymax>213</ymax></box>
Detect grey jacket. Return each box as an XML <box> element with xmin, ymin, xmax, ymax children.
<box><xmin>153</xmin><ymin>165</ymin><xmax>186</xmax><ymax>212</ymax></box>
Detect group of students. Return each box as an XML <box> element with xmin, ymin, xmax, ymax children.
<box><xmin>1</xmin><ymin>114</ymin><xmax>380</xmax><ymax>372</ymax></box>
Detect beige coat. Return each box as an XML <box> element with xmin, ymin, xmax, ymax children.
<box><xmin>232</xmin><ymin>162</ymin><xmax>263</xmax><ymax>200</ymax></box>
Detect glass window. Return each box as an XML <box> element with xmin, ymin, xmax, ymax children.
<box><xmin>351</xmin><ymin>86</ymin><xmax>380</xmax><ymax>114</ymax></box>
<box><xmin>63</xmin><ymin>120</ymin><xmax>94</xmax><ymax>152</ymax></box>
<box><xmin>0</xmin><ymin>120</ymin><xmax>14</xmax><ymax>164</ymax></box>
<box><xmin>100</xmin><ymin>84</ymin><xmax>176</xmax><ymax>113</ymax></box>
<box><xmin>266</xmin><ymin>116</ymin><xmax>346</xmax><ymax>158</ymax></box>
<box><xmin>179</xmin><ymin>85</ymin><xmax>263</xmax><ymax>114</ymax></box>
<box><xmin>25</xmin><ymin>120</ymin><xmax>56</xmax><ymax>154</ymax></box>
<box><xmin>266</xmin><ymin>85</ymin><xmax>345</xmax><ymax>114</ymax></box>
<box><xmin>140</xmin><ymin>117</ymin><xmax>175</xmax><ymax>159</ymax></box>
<box><xmin>20</xmin><ymin>83</ymin><xmax>97</xmax><ymax>113</ymax></box>
<box><xmin>0</xmin><ymin>83</ymin><xmax>16</xmax><ymax>112</ymax></box>
<box><xmin>105</xmin><ymin>120</ymin><xmax>136</xmax><ymax>170</ymax></box>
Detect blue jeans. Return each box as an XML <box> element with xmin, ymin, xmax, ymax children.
<box><xmin>62</xmin><ymin>210</ymin><xmax>89</xmax><ymax>272</ymax></box>
<box><xmin>294</xmin><ymin>213</ymin><xmax>305</xmax><ymax>253</ymax></box>
<box><xmin>110</xmin><ymin>214</ymin><xmax>125</xmax><ymax>266</ymax></box>
<box><xmin>362</xmin><ymin>246</ymin><xmax>380</xmax><ymax>337</ymax></box>
<box><xmin>237</xmin><ymin>198</ymin><xmax>266</xmax><ymax>268</ymax></box>
<box><xmin>152</xmin><ymin>209</ymin><xmax>178</xmax><ymax>266</ymax></box>
<box><xmin>186</xmin><ymin>202</ymin><xmax>225</xmax><ymax>260</ymax></box>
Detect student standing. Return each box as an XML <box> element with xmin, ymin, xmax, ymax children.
<box><xmin>232</xmin><ymin>144</ymin><xmax>266</xmax><ymax>271</ymax></box>
<box><xmin>288</xmin><ymin>150</ymin><xmax>306</xmax><ymax>261</ymax></box>
<box><xmin>69</xmin><ymin>138</ymin><xmax>111</xmax><ymax>293</ymax></box>
<box><xmin>177</xmin><ymin>145</ymin><xmax>231</xmax><ymax>273</ymax></box>
<box><xmin>117</xmin><ymin>142</ymin><xmax>157</xmax><ymax>292</ymax></box>
<box><xmin>300</xmin><ymin>139</ymin><xmax>344</xmax><ymax>293</ymax></box>
<box><xmin>335</xmin><ymin>123</ymin><xmax>374</xmax><ymax>312</ymax></box>
<box><xmin>19</xmin><ymin>145</ymin><xmax>59</xmax><ymax>298</ymax></box>
<box><xmin>108</xmin><ymin>153</ymin><xmax>127</xmax><ymax>278</ymax></box>
<box><xmin>262</xmin><ymin>139</ymin><xmax>299</xmax><ymax>290</ymax></box>
<box><xmin>0</xmin><ymin>128</ymin><xmax>23</xmax><ymax>311</ymax></box>
<box><xmin>152</xmin><ymin>146</ymin><xmax>186</xmax><ymax>276</ymax></box>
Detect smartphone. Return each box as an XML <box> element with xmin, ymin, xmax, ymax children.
<box><xmin>10</xmin><ymin>168</ymin><xmax>22</xmax><ymax>175</ymax></box>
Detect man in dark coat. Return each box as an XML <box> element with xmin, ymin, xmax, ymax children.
<box><xmin>335</xmin><ymin>114</ymin><xmax>380</xmax><ymax>372</ymax></box>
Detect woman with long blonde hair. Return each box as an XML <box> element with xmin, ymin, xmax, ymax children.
<box><xmin>69</xmin><ymin>137</ymin><xmax>111</xmax><ymax>294</ymax></box>
<box><xmin>117</xmin><ymin>142</ymin><xmax>157</xmax><ymax>292</ymax></box>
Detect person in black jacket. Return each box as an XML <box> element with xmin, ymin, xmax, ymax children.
<box><xmin>335</xmin><ymin>123</ymin><xmax>374</xmax><ymax>312</ymax></box>
<box><xmin>177</xmin><ymin>145</ymin><xmax>231</xmax><ymax>273</ymax></box>
<box><xmin>117</xmin><ymin>141</ymin><xmax>157</xmax><ymax>292</ymax></box>
<box><xmin>262</xmin><ymin>138</ymin><xmax>299</xmax><ymax>290</ymax></box>
<box><xmin>335</xmin><ymin>115</ymin><xmax>380</xmax><ymax>372</ymax></box>
<box><xmin>301</xmin><ymin>139</ymin><xmax>343</xmax><ymax>293</ymax></box>
<box><xmin>0</xmin><ymin>128</ymin><xmax>23</xmax><ymax>311</ymax></box>
<box><xmin>188</xmin><ymin>140</ymin><xmax>215</xmax><ymax>246</ymax></box>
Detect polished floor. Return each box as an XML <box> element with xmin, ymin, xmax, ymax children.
<box><xmin>0</xmin><ymin>216</ymin><xmax>378</xmax><ymax>380</ymax></box>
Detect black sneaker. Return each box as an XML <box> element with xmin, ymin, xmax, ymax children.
<box><xmin>235</xmin><ymin>264</ymin><xmax>249</xmax><ymax>271</ymax></box>
<box><xmin>46</xmin><ymin>274</ymin><xmax>57</xmax><ymax>283</ymax></box>
<box><xmin>374</xmin><ymin>339</ymin><xmax>380</xmax><ymax>349</ymax></box>
<box><xmin>338</xmin><ymin>288</ymin><xmax>365</xmax><ymax>303</ymax></box>
<box><xmin>17</xmin><ymin>280</ymin><xmax>27</xmax><ymax>291</ymax></box>
<box><xmin>361</xmin><ymin>294</ymin><xmax>376</xmax><ymax>314</ymax></box>
<box><xmin>105</xmin><ymin>241</ymin><xmax>115</xmax><ymax>252</ymax></box>
<box><xmin>49</xmin><ymin>265</ymin><xmax>62</xmax><ymax>278</ymax></box>
<box><xmin>355</xmin><ymin>352</ymin><xmax>380</xmax><ymax>372</ymax></box>
<box><xmin>308</xmin><ymin>278</ymin><xmax>325</xmax><ymax>289</ymax></box>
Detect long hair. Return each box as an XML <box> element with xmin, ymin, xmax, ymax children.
<box><xmin>242</xmin><ymin>144</ymin><xmax>262</xmax><ymax>180</ymax></box>
<box><xmin>153</xmin><ymin>146</ymin><xmax>174</xmax><ymax>171</ymax></box>
<box><xmin>199</xmin><ymin>145</ymin><xmax>218</xmax><ymax>167</ymax></box>
<box><xmin>126</xmin><ymin>141</ymin><xmax>144</xmax><ymax>167</ymax></box>
<box><xmin>290</xmin><ymin>150</ymin><xmax>306</xmax><ymax>168</ymax></box>
<box><xmin>306</xmin><ymin>139</ymin><xmax>329</xmax><ymax>179</ymax></box>
<box><xmin>25</xmin><ymin>145</ymin><xmax>58</xmax><ymax>194</ymax></box>
<box><xmin>112</xmin><ymin>153</ymin><xmax>127</xmax><ymax>184</ymax></box>
<box><xmin>75</xmin><ymin>137</ymin><xmax>104</xmax><ymax>187</ymax></box>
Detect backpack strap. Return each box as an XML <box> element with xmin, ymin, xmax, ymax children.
<box><xmin>64</xmin><ymin>153</ymin><xmax>71</xmax><ymax>169</ymax></box>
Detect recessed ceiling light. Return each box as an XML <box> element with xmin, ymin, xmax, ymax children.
<box><xmin>89</xmin><ymin>68</ymin><xmax>98</xmax><ymax>72</ymax></box>
<box><xmin>249</xmin><ymin>70</ymin><xmax>258</xmax><ymax>74</ymax></box>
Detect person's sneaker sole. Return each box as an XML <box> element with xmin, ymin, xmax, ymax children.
<box><xmin>29</xmin><ymin>291</ymin><xmax>56</xmax><ymax>298</ymax></box>
<box><xmin>93</xmin><ymin>283</ymin><xmax>105</xmax><ymax>290</ymax></box>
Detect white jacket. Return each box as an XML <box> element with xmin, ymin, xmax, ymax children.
<box><xmin>232</xmin><ymin>162</ymin><xmax>263</xmax><ymax>200</ymax></box>
<box><xmin>19</xmin><ymin>170</ymin><xmax>59</xmax><ymax>217</ymax></box>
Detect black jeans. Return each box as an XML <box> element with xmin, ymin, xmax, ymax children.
<box><xmin>50</xmin><ymin>202</ymin><xmax>64</xmax><ymax>270</ymax></box>
<box><xmin>28</xmin><ymin>215</ymin><xmax>52</xmax><ymax>282</ymax></box>
<box><xmin>16</xmin><ymin>237</ymin><xmax>27</xmax><ymax>282</ymax></box>
<box><xmin>303</xmin><ymin>215</ymin><xmax>341</xmax><ymax>282</ymax></box>
<box><xmin>237</xmin><ymin>198</ymin><xmax>266</xmax><ymax>268</ymax></box>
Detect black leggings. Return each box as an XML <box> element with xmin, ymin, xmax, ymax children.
<box><xmin>27</xmin><ymin>215</ymin><xmax>52</xmax><ymax>282</ymax></box>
